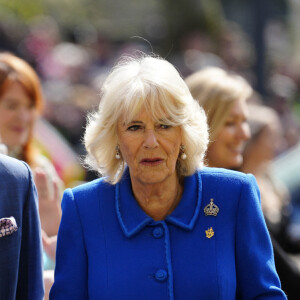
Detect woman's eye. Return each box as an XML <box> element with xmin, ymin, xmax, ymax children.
<box><xmin>127</xmin><ymin>125</ymin><xmax>141</xmax><ymax>131</ymax></box>
<box><xmin>6</xmin><ymin>103</ymin><xmax>18</xmax><ymax>110</ymax></box>
<box><xmin>28</xmin><ymin>101</ymin><xmax>35</xmax><ymax>109</ymax></box>
<box><xmin>224</xmin><ymin>121</ymin><xmax>235</xmax><ymax>127</ymax></box>
<box><xmin>159</xmin><ymin>124</ymin><xmax>171</xmax><ymax>129</ymax></box>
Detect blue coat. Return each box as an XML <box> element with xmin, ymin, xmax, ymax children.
<box><xmin>0</xmin><ymin>154</ymin><xmax>44</xmax><ymax>299</ymax></box>
<box><xmin>50</xmin><ymin>167</ymin><xmax>286</xmax><ymax>299</ymax></box>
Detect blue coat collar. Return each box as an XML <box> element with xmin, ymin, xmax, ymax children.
<box><xmin>115</xmin><ymin>169</ymin><xmax>202</xmax><ymax>238</ymax></box>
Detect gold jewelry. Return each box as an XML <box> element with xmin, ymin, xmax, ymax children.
<box><xmin>205</xmin><ymin>227</ymin><xmax>214</xmax><ymax>238</ymax></box>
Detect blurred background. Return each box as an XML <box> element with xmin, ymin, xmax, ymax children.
<box><xmin>1</xmin><ymin>0</ymin><xmax>300</xmax><ymax>231</ymax></box>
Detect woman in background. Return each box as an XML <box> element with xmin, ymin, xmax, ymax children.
<box><xmin>240</xmin><ymin>103</ymin><xmax>300</xmax><ymax>299</ymax></box>
<box><xmin>185</xmin><ymin>67</ymin><xmax>251</xmax><ymax>169</ymax></box>
<box><xmin>186</xmin><ymin>66</ymin><xmax>299</xmax><ymax>299</ymax></box>
<box><xmin>0</xmin><ymin>52</ymin><xmax>62</xmax><ymax>237</ymax></box>
<box><xmin>0</xmin><ymin>52</ymin><xmax>63</xmax><ymax>299</ymax></box>
<box><xmin>241</xmin><ymin>104</ymin><xmax>290</xmax><ymax>237</ymax></box>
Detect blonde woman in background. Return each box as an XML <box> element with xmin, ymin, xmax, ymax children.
<box><xmin>186</xmin><ymin>67</ymin><xmax>299</xmax><ymax>299</ymax></box>
<box><xmin>185</xmin><ymin>67</ymin><xmax>251</xmax><ymax>169</ymax></box>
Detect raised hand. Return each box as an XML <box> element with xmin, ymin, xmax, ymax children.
<box><xmin>34</xmin><ymin>167</ymin><xmax>62</xmax><ymax>237</ymax></box>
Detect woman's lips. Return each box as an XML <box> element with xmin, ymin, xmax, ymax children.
<box><xmin>12</xmin><ymin>127</ymin><xmax>26</xmax><ymax>133</ymax></box>
<box><xmin>229</xmin><ymin>144</ymin><xmax>244</xmax><ymax>154</ymax></box>
<box><xmin>140</xmin><ymin>158</ymin><xmax>164</xmax><ymax>166</ymax></box>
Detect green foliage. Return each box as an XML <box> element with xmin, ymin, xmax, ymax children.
<box><xmin>0</xmin><ymin>0</ymin><xmax>223</xmax><ymax>42</ymax></box>
<box><xmin>0</xmin><ymin>0</ymin><xmax>44</xmax><ymax>21</ymax></box>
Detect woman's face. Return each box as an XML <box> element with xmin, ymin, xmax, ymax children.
<box><xmin>207</xmin><ymin>100</ymin><xmax>250</xmax><ymax>169</ymax></box>
<box><xmin>250</xmin><ymin>122</ymin><xmax>284</xmax><ymax>162</ymax></box>
<box><xmin>0</xmin><ymin>82</ymin><xmax>36</xmax><ymax>150</ymax></box>
<box><xmin>117</xmin><ymin>108</ymin><xmax>182</xmax><ymax>186</ymax></box>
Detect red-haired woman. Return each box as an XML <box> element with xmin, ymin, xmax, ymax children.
<box><xmin>0</xmin><ymin>52</ymin><xmax>61</xmax><ymax>238</ymax></box>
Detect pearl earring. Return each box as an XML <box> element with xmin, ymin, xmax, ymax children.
<box><xmin>180</xmin><ymin>144</ymin><xmax>187</xmax><ymax>160</ymax></box>
<box><xmin>115</xmin><ymin>145</ymin><xmax>121</xmax><ymax>160</ymax></box>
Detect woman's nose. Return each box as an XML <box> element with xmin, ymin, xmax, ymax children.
<box><xmin>17</xmin><ymin>108</ymin><xmax>32</xmax><ymax>122</ymax></box>
<box><xmin>143</xmin><ymin>129</ymin><xmax>159</xmax><ymax>148</ymax></box>
<box><xmin>237</xmin><ymin>122</ymin><xmax>251</xmax><ymax>141</ymax></box>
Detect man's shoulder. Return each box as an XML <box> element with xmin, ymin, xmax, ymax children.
<box><xmin>0</xmin><ymin>154</ymin><xmax>30</xmax><ymax>181</ymax></box>
<box><xmin>0</xmin><ymin>155</ymin><xmax>33</xmax><ymax>214</ymax></box>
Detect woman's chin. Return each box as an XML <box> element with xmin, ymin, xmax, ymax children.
<box><xmin>228</xmin><ymin>156</ymin><xmax>243</xmax><ymax>169</ymax></box>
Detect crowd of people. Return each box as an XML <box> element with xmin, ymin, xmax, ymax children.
<box><xmin>1</xmin><ymin>12</ymin><xmax>300</xmax><ymax>300</ymax></box>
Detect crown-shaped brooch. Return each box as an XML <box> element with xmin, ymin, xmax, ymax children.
<box><xmin>204</xmin><ymin>198</ymin><xmax>219</xmax><ymax>216</ymax></box>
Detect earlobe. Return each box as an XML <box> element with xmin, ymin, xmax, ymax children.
<box><xmin>180</xmin><ymin>144</ymin><xmax>187</xmax><ymax>160</ymax></box>
<box><xmin>115</xmin><ymin>145</ymin><xmax>121</xmax><ymax>160</ymax></box>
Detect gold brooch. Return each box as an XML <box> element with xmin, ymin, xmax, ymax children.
<box><xmin>205</xmin><ymin>227</ymin><xmax>214</xmax><ymax>238</ymax></box>
<box><xmin>204</xmin><ymin>198</ymin><xmax>219</xmax><ymax>216</ymax></box>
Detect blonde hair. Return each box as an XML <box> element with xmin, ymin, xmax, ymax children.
<box><xmin>185</xmin><ymin>67</ymin><xmax>252</xmax><ymax>141</ymax></box>
<box><xmin>84</xmin><ymin>54</ymin><xmax>209</xmax><ymax>184</ymax></box>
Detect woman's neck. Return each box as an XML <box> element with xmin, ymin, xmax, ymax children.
<box><xmin>130</xmin><ymin>175</ymin><xmax>183</xmax><ymax>221</ymax></box>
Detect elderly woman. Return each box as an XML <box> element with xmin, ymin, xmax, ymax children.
<box><xmin>50</xmin><ymin>55</ymin><xmax>286</xmax><ymax>299</ymax></box>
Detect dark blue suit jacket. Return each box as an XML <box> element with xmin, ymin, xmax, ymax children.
<box><xmin>51</xmin><ymin>168</ymin><xmax>286</xmax><ymax>299</ymax></box>
<box><xmin>0</xmin><ymin>154</ymin><xmax>44</xmax><ymax>299</ymax></box>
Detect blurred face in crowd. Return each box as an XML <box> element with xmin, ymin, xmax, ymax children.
<box><xmin>248</xmin><ymin>121</ymin><xmax>284</xmax><ymax>162</ymax></box>
<box><xmin>117</xmin><ymin>108</ymin><xmax>182</xmax><ymax>186</ymax></box>
<box><xmin>0</xmin><ymin>82</ymin><xmax>36</xmax><ymax>150</ymax></box>
<box><xmin>207</xmin><ymin>100</ymin><xmax>250</xmax><ymax>169</ymax></box>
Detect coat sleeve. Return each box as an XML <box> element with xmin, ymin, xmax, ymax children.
<box><xmin>235</xmin><ymin>174</ymin><xmax>287</xmax><ymax>299</ymax></box>
<box><xmin>17</xmin><ymin>163</ymin><xmax>44</xmax><ymax>300</ymax></box>
<box><xmin>50</xmin><ymin>189</ymin><xmax>88</xmax><ymax>300</ymax></box>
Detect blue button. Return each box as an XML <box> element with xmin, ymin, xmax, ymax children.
<box><xmin>152</xmin><ymin>227</ymin><xmax>164</xmax><ymax>238</ymax></box>
<box><xmin>155</xmin><ymin>269</ymin><xmax>168</xmax><ymax>282</ymax></box>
